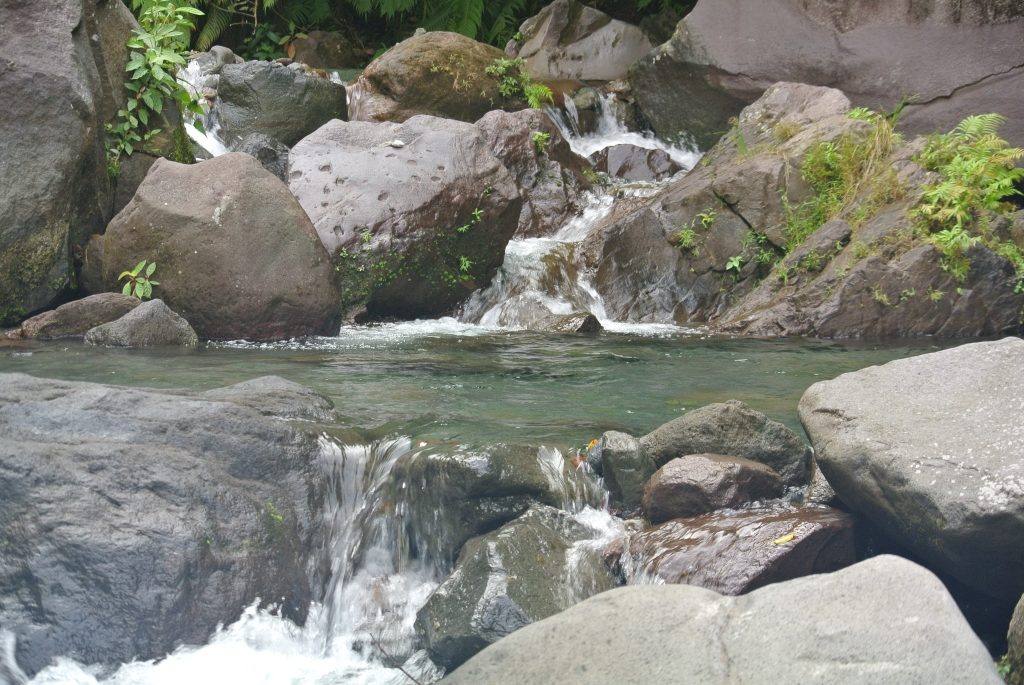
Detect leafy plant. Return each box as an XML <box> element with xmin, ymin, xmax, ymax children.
<box><xmin>119</xmin><ymin>260</ymin><xmax>160</xmax><ymax>299</ymax></box>
<box><xmin>485</xmin><ymin>57</ymin><xmax>552</xmax><ymax>109</ymax></box>
<box><xmin>725</xmin><ymin>255</ymin><xmax>743</xmax><ymax>273</ymax></box>
<box><xmin>108</xmin><ymin>1</ymin><xmax>205</xmax><ymax>176</ymax></box>
<box><xmin>675</xmin><ymin>227</ymin><xmax>696</xmax><ymax>251</ymax></box>
<box><xmin>531</xmin><ymin>130</ymin><xmax>551</xmax><ymax>156</ymax></box>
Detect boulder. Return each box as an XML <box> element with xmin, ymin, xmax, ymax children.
<box><xmin>347</xmin><ymin>32</ymin><xmax>523</xmax><ymax>124</ymax></box>
<box><xmin>628</xmin><ymin>0</ymin><xmax>1024</xmax><ymax>150</ymax></box>
<box><xmin>201</xmin><ymin>376</ymin><xmax>335</xmax><ymax>422</ymax></box>
<box><xmin>511</xmin><ymin>0</ymin><xmax>654</xmax><ymax>81</ymax></box>
<box><xmin>101</xmin><ymin>153</ymin><xmax>341</xmax><ymax>340</ymax></box>
<box><xmin>641</xmin><ymin>453</ymin><xmax>785</xmax><ymax>524</ymax></box>
<box><xmin>13</xmin><ymin>293</ymin><xmax>140</xmax><ymax>340</ymax></box>
<box><xmin>288</xmin><ymin>30</ymin><xmax>363</xmax><ymax>69</ymax></box>
<box><xmin>84</xmin><ymin>298</ymin><xmax>198</xmax><ymax>347</ymax></box>
<box><xmin>623</xmin><ymin>504</ymin><xmax>855</xmax><ymax>594</ymax></box>
<box><xmin>474</xmin><ymin>108</ymin><xmax>593</xmax><ymax>238</ymax></box>
<box><xmin>799</xmin><ymin>338</ymin><xmax>1024</xmax><ymax>600</ymax></box>
<box><xmin>288</xmin><ymin>116</ymin><xmax>521</xmax><ymax>320</ymax></box>
<box><xmin>0</xmin><ymin>0</ymin><xmax>133</xmax><ymax>324</ymax></box>
<box><xmin>444</xmin><ymin>555</ymin><xmax>1002</xmax><ymax>684</ymax></box>
<box><xmin>1009</xmin><ymin>595</ymin><xmax>1024</xmax><ymax>685</ymax></box>
<box><xmin>535</xmin><ymin>311</ymin><xmax>602</xmax><ymax>333</ymax></box>
<box><xmin>231</xmin><ymin>132</ymin><xmax>289</xmax><ymax>181</ymax></box>
<box><xmin>0</xmin><ymin>373</ymin><xmax>328</xmax><ymax>676</ymax></box>
<box><xmin>641</xmin><ymin>401</ymin><xmax>812</xmax><ymax>486</ymax></box>
<box><xmin>414</xmin><ymin>505</ymin><xmax>616</xmax><ymax>671</ymax></box>
<box><xmin>215</xmin><ymin>60</ymin><xmax>347</xmax><ymax>147</ymax></box>
<box><xmin>593</xmin><ymin>430</ymin><xmax>655</xmax><ymax>511</ymax></box>
<box><xmin>589</xmin><ymin>144</ymin><xmax>682</xmax><ymax>182</ymax></box>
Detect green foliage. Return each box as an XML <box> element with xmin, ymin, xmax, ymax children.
<box><xmin>485</xmin><ymin>57</ymin><xmax>552</xmax><ymax>109</ymax></box>
<box><xmin>914</xmin><ymin>113</ymin><xmax>1024</xmax><ymax>283</ymax></box>
<box><xmin>109</xmin><ymin>1</ymin><xmax>205</xmax><ymax>175</ymax></box>
<box><xmin>783</xmin><ymin>107</ymin><xmax>901</xmax><ymax>250</ymax></box>
<box><xmin>531</xmin><ymin>130</ymin><xmax>551</xmax><ymax>156</ymax></box>
<box><xmin>675</xmin><ymin>227</ymin><xmax>696</xmax><ymax>251</ymax></box>
<box><xmin>189</xmin><ymin>0</ymin><xmax>330</xmax><ymax>52</ymax></box>
<box><xmin>725</xmin><ymin>254</ymin><xmax>743</xmax><ymax>273</ymax></box>
<box><xmin>119</xmin><ymin>260</ymin><xmax>160</xmax><ymax>299</ymax></box>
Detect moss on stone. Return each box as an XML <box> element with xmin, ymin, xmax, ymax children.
<box><xmin>0</xmin><ymin>220</ymin><xmax>70</xmax><ymax>326</ymax></box>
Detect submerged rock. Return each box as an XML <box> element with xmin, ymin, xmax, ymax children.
<box><xmin>623</xmin><ymin>504</ymin><xmax>855</xmax><ymax>594</ymax></box>
<box><xmin>348</xmin><ymin>32</ymin><xmax>523</xmax><ymax>124</ymax></box>
<box><xmin>511</xmin><ymin>0</ymin><xmax>654</xmax><ymax>81</ymax></box>
<box><xmin>641</xmin><ymin>453</ymin><xmax>785</xmax><ymax>524</ymax></box>
<box><xmin>101</xmin><ymin>153</ymin><xmax>340</xmax><ymax>340</ymax></box>
<box><xmin>389</xmin><ymin>444</ymin><xmax>601</xmax><ymax>568</ymax></box>
<box><xmin>444</xmin><ymin>555</ymin><xmax>1002</xmax><ymax>684</ymax></box>
<box><xmin>288</xmin><ymin>116</ymin><xmax>521</xmax><ymax>320</ymax></box>
<box><xmin>215</xmin><ymin>60</ymin><xmax>347</xmax><ymax>147</ymax></box>
<box><xmin>0</xmin><ymin>0</ymin><xmax>134</xmax><ymax>325</ymax></box>
<box><xmin>201</xmin><ymin>376</ymin><xmax>336</xmax><ymax>422</ymax></box>
<box><xmin>13</xmin><ymin>293</ymin><xmax>140</xmax><ymax>340</ymax></box>
<box><xmin>628</xmin><ymin>0</ymin><xmax>1024</xmax><ymax>150</ymax></box>
<box><xmin>414</xmin><ymin>505</ymin><xmax>615</xmax><ymax>671</ymax></box>
<box><xmin>0</xmin><ymin>373</ymin><xmax>328</xmax><ymax>676</ymax></box>
<box><xmin>800</xmin><ymin>338</ymin><xmax>1024</xmax><ymax>600</ymax></box>
<box><xmin>84</xmin><ymin>298</ymin><xmax>198</xmax><ymax>347</ymax></box>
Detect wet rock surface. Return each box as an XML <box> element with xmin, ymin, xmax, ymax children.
<box><xmin>83</xmin><ymin>298</ymin><xmax>198</xmax><ymax>347</ymax></box>
<box><xmin>444</xmin><ymin>555</ymin><xmax>1002</xmax><ymax>684</ymax></box>
<box><xmin>0</xmin><ymin>373</ymin><xmax>328</xmax><ymax>676</ymax></box>
<box><xmin>288</xmin><ymin>116</ymin><xmax>521</xmax><ymax>320</ymax></box>
<box><xmin>624</xmin><ymin>504</ymin><xmax>855</xmax><ymax>594</ymax></box>
<box><xmin>800</xmin><ymin>338</ymin><xmax>1024</xmax><ymax>600</ymax></box>
<box><xmin>594</xmin><ymin>430</ymin><xmax>654</xmax><ymax>511</ymax></box>
<box><xmin>101</xmin><ymin>153</ymin><xmax>340</xmax><ymax>340</ymax></box>
<box><xmin>641</xmin><ymin>454</ymin><xmax>784</xmax><ymax>524</ymax></box>
<box><xmin>589</xmin><ymin>144</ymin><xmax>681</xmax><ymax>182</ymax></box>
<box><xmin>511</xmin><ymin>0</ymin><xmax>654</xmax><ymax>82</ymax></box>
<box><xmin>215</xmin><ymin>60</ymin><xmax>347</xmax><ymax>147</ymax></box>
<box><xmin>231</xmin><ymin>133</ymin><xmax>289</xmax><ymax>181</ymax></box>
<box><xmin>415</xmin><ymin>505</ymin><xmax>615</xmax><ymax>671</ymax></box>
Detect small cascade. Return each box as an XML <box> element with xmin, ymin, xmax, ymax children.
<box><xmin>548</xmin><ymin>92</ymin><xmax>701</xmax><ymax>169</ymax></box>
<box><xmin>178</xmin><ymin>60</ymin><xmax>229</xmax><ymax>158</ymax></box>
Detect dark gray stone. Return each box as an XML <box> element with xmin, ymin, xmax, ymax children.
<box><xmin>102</xmin><ymin>153</ymin><xmax>341</xmax><ymax>341</ymax></box>
<box><xmin>641</xmin><ymin>453</ymin><xmax>785</xmax><ymax>523</ymax></box>
<box><xmin>800</xmin><ymin>338</ymin><xmax>1024</xmax><ymax>599</ymax></box>
<box><xmin>0</xmin><ymin>373</ymin><xmax>327</xmax><ymax>676</ymax></box>
<box><xmin>444</xmin><ymin>555</ymin><xmax>1002</xmax><ymax>684</ymax></box>
<box><xmin>216</xmin><ymin>60</ymin><xmax>346</xmax><ymax>147</ymax></box>
<box><xmin>231</xmin><ymin>133</ymin><xmax>289</xmax><ymax>182</ymax></box>
<box><xmin>84</xmin><ymin>298</ymin><xmax>198</xmax><ymax>347</ymax></box>
<box><xmin>589</xmin><ymin>144</ymin><xmax>682</xmax><ymax>182</ymax></box>
<box><xmin>288</xmin><ymin>116</ymin><xmax>521</xmax><ymax>320</ymax></box>
<box><xmin>415</xmin><ymin>505</ymin><xmax>615</xmax><ymax>671</ymax></box>
<box><xmin>595</xmin><ymin>430</ymin><xmax>655</xmax><ymax>511</ymax></box>
<box><xmin>641</xmin><ymin>400</ymin><xmax>812</xmax><ymax>486</ymax></box>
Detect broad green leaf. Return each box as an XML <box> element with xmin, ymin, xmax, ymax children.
<box><xmin>122</xmin><ymin>282</ymin><xmax>132</xmax><ymax>296</ymax></box>
<box><xmin>145</xmin><ymin>262</ymin><xmax>156</xmax><ymax>276</ymax></box>
<box><xmin>132</xmin><ymin>260</ymin><xmax>146</xmax><ymax>276</ymax></box>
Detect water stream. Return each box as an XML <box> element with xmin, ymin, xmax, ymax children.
<box><xmin>1</xmin><ymin>81</ymin><xmax>970</xmax><ymax>685</ymax></box>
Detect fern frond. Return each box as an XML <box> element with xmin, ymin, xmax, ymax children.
<box><xmin>194</xmin><ymin>3</ymin><xmax>232</xmax><ymax>50</ymax></box>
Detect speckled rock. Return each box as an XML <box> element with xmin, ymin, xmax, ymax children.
<box><xmin>800</xmin><ymin>337</ymin><xmax>1024</xmax><ymax>599</ymax></box>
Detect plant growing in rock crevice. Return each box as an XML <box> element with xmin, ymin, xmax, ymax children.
<box><xmin>485</xmin><ymin>57</ymin><xmax>553</xmax><ymax>109</ymax></box>
<box><xmin>119</xmin><ymin>260</ymin><xmax>159</xmax><ymax>299</ymax></box>
<box><xmin>107</xmin><ymin>1</ymin><xmax>206</xmax><ymax>176</ymax></box>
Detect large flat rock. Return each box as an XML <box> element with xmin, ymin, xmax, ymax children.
<box><xmin>799</xmin><ymin>337</ymin><xmax>1024</xmax><ymax>599</ymax></box>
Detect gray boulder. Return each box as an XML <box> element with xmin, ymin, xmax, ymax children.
<box><xmin>445</xmin><ymin>555</ymin><xmax>1002</xmax><ymax>684</ymax></box>
<box><xmin>288</xmin><ymin>116</ymin><xmax>521</xmax><ymax>320</ymax></box>
<box><xmin>799</xmin><ymin>337</ymin><xmax>1024</xmax><ymax>599</ymax></box>
<box><xmin>231</xmin><ymin>133</ymin><xmax>289</xmax><ymax>182</ymax></box>
<box><xmin>84</xmin><ymin>298</ymin><xmax>198</xmax><ymax>347</ymax></box>
<box><xmin>102</xmin><ymin>153</ymin><xmax>341</xmax><ymax>340</ymax></box>
<box><xmin>474</xmin><ymin>108</ymin><xmax>593</xmax><ymax>238</ymax></box>
<box><xmin>641</xmin><ymin>400</ymin><xmax>812</xmax><ymax>486</ymax></box>
<box><xmin>624</xmin><ymin>504</ymin><xmax>855</xmax><ymax>594</ymax></box>
<box><xmin>589</xmin><ymin>144</ymin><xmax>682</xmax><ymax>182</ymax></box>
<box><xmin>348</xmin><ymin>32</ymin><xmax>522</xmax><ymax>124</ymax></box>
<box><xmin>641</xmin><ymin>453</ymin><xmax>785</xmax><ymax>524</ymax></box>
<box><xmin>0</xmin><ymin>0</ymin><xmax>134</xmax><ymax>324</ymax></box>
<box><xmin>628</xmin><ymin>0</ymin><xmax>1024</xmax><ymax>150</ymax></box>
<box><xmin>13</xmin><ymin>293</ymin><xmax>140</xmax><ymax>340</ymax></box>
<box><xmin>415</xmin><ymin>505</ymin><xmax>615</xmax><ymax>671</ymax></box>
<box><xmin>215</xmin><ymin>60</ymin><xmax>346</xmax><ymax>147</ymax></box>
<box><xmin>288</xmin><ymin>30</ymin><xmax>363</xmax><ymax>69</ymax></box>
<box><xmin>593</xmin><ymin>430</ymin><xmax>655</xmax><ymax>511</ymax></box>
<box><xmin>201</xmin><ymin>376</ymin><xmax>335</xmax><ymax>422</ymax></box>
<box><xmin>0</xmin><ymin>373</ymin><xmax>328</xmax><ymax>676</ymax></box>
<box><xmin>511</xmin><ymin>0</ymin><xmax>654</xmax><ymax>81</ymax></box>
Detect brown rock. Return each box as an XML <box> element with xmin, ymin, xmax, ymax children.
<box><xmin>18</xmin><ymin>293</ymin><xmax>140</xmax><ymax>340</ymax></box>
<box><xmin>641</xmin><ymin>453</ymin><xmax>785</xmax><ymax>524</ymax></box>
<box><xmin>625</xmin><ymin>504</ymin><xmax>856</xmax><ymax>594</ymax></box>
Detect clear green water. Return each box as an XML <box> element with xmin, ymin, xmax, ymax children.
<box><xmin>0</xmin><ymin>321</ymin><xmax>959</xmax><ymax>447</ymax></box>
